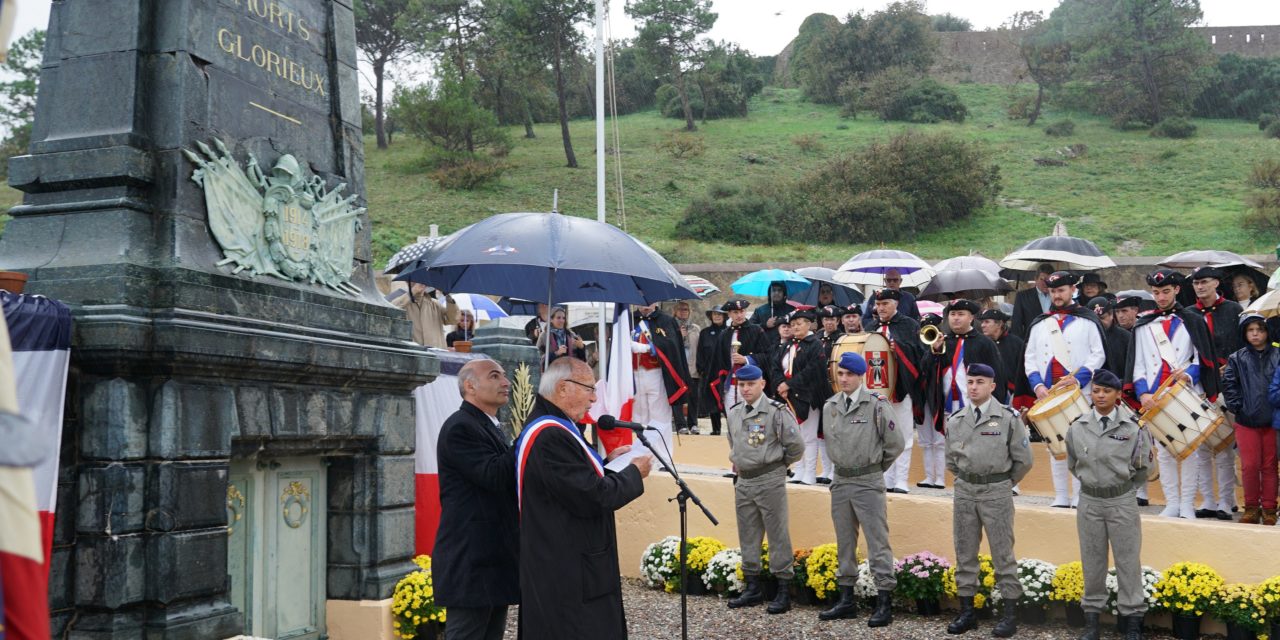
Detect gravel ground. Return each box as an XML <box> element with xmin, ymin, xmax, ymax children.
<box><xmin>502</xmin><ymin>579</ymin><xmax>1184</xmax><ymax>639</ymax></box>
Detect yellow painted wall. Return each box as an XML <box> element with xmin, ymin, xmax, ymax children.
<box><xmin>327</xmin><ymin>599</ymin><xmax>395</xmax><ymax>640</ymax></box>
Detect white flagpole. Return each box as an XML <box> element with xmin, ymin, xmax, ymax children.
<box><xmin>595</xmin><ymin>0</ymin><xmax>608</xmax><ymax>379</ymax></box>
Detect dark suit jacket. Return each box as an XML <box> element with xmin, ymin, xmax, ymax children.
<box><xmin>1011</xmin><ymin>287</ymin><xmax>1048</xmax><ymax>339</ymax></box>
<box><xmin>433</xmin><ymin>401</ymin><xmax>520</xmax><ymax>607</ymax></box>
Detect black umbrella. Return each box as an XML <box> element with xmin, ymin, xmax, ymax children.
<box><xmin>919</xmin><ymin>269</ymin><xmax>1013</xmax><ymax>301</ymax></box>
<box><xmin>498</xmin><ymin>297</ymin><xmax>542</xmax><ymax>316</ymax></box>
<box><xmin>395</xmin><ymin>212</ymin><xmax>699</xmax><ymax>305</ymax></box>
<box><xmin>1000</xmin><ymin>224</ymin><xmax>1116</xmax><ymax>272</ymax></box>
<box><xmin>791</xmin><ymin>267</ymin><xmax>865</xmax><ymax>307</ymax></box>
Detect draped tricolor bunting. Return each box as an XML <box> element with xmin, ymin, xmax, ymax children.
<box><xmin>413</xmin><ymin>374</ymin><xmax>463</xmax><ymax>556</ymax></box>
<box><xmin>0</xmin><ymin>292</ymin><xmax>72</xmax><ymax>640</ymax></box>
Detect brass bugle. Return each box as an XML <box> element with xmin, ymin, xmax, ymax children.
<box><xmin>919</xmin><ymin>324</ymin><xmax>943</xmax><ymax>346</ymax></box>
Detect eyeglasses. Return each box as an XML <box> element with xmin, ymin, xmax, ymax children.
<box><xmin>564</xmin><ymin>378</ymin><xmax>596</xmax><ymax>393</ymax></box>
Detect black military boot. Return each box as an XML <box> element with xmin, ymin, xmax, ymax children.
<box><xmin>1077</xmin><ymin>612</ymin><xmax>1100</xmax><ymax>640</ymax></box>
<box><xmin>766</xmin><ymin>580</ymin><xmax>791</xmax><ymax>614</ymax></box>
<box><xmin>947</xmin><ymin>596</ymin><xmax>978</xmax><ymax>634</ymax></box>
<box><xmin>728</xmin><ymin>575</ymin><xmax>764</xmax><ymax>609</ymax></box>
<box><xmin>867</xmin><ymin>589</ymin><xmax>894</xmax><ymax>628</ymax></box>
<box><xmin>991</xmin><ymin>598</ymin><xmax>1019</xmax><ymax>637</ymax></box>
<box><xmin>818</xmin><ymin>585</ymin><xmax>858</xmax><ymax>620</ymax></box>
<box><xmin>1122</xmin><ymin>614</ymin><xmax>1145</xmax><ymax>640</ymax></box>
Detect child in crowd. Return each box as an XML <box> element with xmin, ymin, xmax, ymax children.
<box><xmin>1227</xmin><ymin>314</ymin><xmax>1280</xmax><ymax>523</ymax></box>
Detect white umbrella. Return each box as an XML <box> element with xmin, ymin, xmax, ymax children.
<box><xmin>934</xmin><ymin>255</ymin><xmax>1003</xmax><ymax>275</ymax></box>
<box><xmin>834</xmin><ymin>249</ymin><xmax>934</xmax><ymax>288</ymax></box>
<box><xmin>1159</xmin><ymin>250</ymin><xmax>1264</xmax><ymax>270</ymax></box>
<box><xmin>1000</xmin><ymin>223</ymin><xmax>1116</xmax><ymax>271</ymax></box>
<box><xmin>452</xmin><ymin>293</ymin><xmax>509</xmax><ymax>321</ymax></box>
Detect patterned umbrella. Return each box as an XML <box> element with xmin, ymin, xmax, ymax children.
<box><xmin>681</xmin><ymin>275</ymin><xmax>721</xmax><ymax>298</ymax></box>
<box><xmin>834</xmin><ymin>249</ymin><xmax>934</xmax><ymax>288</ymax></box>
<box><xmin>384</xmin><ymin>236</ymin><xmax>443</xmax><ymax>275</ymax></box>
<box><xmin>452</xmin><ymin>293</ymin><xmax>509</xmax><ymax>321</ymax></box>
<box><xmin>1000</xmin><ymin>224</ymin><xmax>1116</xmax><ymax>271</ymax></box>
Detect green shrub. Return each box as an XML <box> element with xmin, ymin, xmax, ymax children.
<box><xmin>677</xmin><ymin>182</ymin><xmax>783</xmax><ymax>245</ymax></box>
<box><xmin>1044</xmin><ymin>119</ymin><xmax>1075</xmax><ymax>137</ymax></box>
<box><xmin>1259</xmin><ymin>113</ymin><xmax>1277</xmax><ymax>131</ymax></box>
<box><xmin>1266</xmin><ymin>120</ymin><xmax>1280</xmax><ymax>140</ymax></box>
<box><xmin>429</xmin><ymin>156</ymin><xmax>508</xmax><ymax>190</ymax></box>
<box><xmin>1150</xmin><ymin>117</ymin><xmax>1197</xmax><ymax>139</ymax></box>
<box><xmin>851</xmin><ymin>69</ymin><xmax>967</xmax><ymax>123</ymax></box>
<box><xmin>1245</xmin><ymin>158</ymin><xmax>1280</xmax><ymax>233</ymax></box>
<box><xmin>656</xmin><ymin>131</ymin><xmax>706</xmax><ymax>159</ymax></box>
<box><xmin>793</xmin><ymin>131</ymin><xmax>1000</xmax><ymax>242</ymax></box>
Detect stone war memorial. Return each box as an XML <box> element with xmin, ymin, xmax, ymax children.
<box><xmin>0</xmin><ymin>0</ymin><xmax>442</xmax><ymax>637</ymax></box>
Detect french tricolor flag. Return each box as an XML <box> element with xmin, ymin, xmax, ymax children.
<box><xmin>0</xmin><ymin>292</ymin><xmax>71</xmax><ymax>640</ymax></box>
<box><xmin>412</xmin><ymin>375</ymin><xmax>463</xmax><ymax>557</ymax></box>
<box><xmin>586</xmin><ymin>304</ymin><xmax>634</xmax><ymax>454</ymax></box>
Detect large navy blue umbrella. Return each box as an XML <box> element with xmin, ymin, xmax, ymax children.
<box><xmin>395</xmin><ymin>212</ymin><xmax>699</xmax><ymax>305</ymax></box>
<box><xmin>791</xmin><ymin>267</ymin><xmax>864</xmax><ymax>307</ymax></box>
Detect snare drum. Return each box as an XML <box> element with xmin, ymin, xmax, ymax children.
<box><xmin>1026</xmin><ymin>384</ymin><xmax>1089</xmax><ymax>460</ymax></box>
<box><xmin>1138</xmin><ymin>377</ymin><xmax>1223</xmax><ymax>461</ymax></box>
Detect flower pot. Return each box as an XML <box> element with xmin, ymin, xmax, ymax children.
<box><xmin>1064</xmin><ymin>603</ymin><xmax>1086</xmax><ymax>628</ymax></box>
<box><xmin>1016</xmin><ymin>604</ymin><xmax>1047</xmax><ymax>625</ymax></box>
<box><xmin>863</xmin><ymin>595</ymin><xmax>878</xmax><ymax>610</ymax></box>
<box><xmin>1225</xmin><ymin>622</ymin><xmax>1258</xmax><ymax>640</ymax></box>
<box><xmin>1170</xmin><ymin>613</ymin><xmax>1201</xmax><ymax>640</ymax></box>
<box><xmin>1271</xmin><ymin>621</ymin><xmax>1280</xmax><ymax>640</ymax></box>
<box><xmin>453</xmin><ymin>340</ymin><xmax>473</xmax><ymax>353</ymax></box>
<box><xmin>915</xmin><ymin>598</ymin><xmax>942</xmax><ymax>616</ymax></box>
<box><xmin>685</xmin><ymin>579</ymin><xmax>707</xmax><ymax>596</ymax></box>
<box><xmin>0</xmin><ymin>271</ymin><xmax>27</xmax><ymax>294</ymax></box>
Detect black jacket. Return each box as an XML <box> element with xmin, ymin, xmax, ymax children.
<box><xmin>922</xmin><ymin>329</ymin><xmax>1006</xmax><ymax>431</ymax></box>
<box><xmin>1193</xmin><ymin>297</ymin><xmax>1244</xmax><ymax>370</ymax></box>
<box><xmin>993</xmin><ymin>330</ymin><xmax>1031</xmax><ymax>405</ymax></box>
<box><xmin>1010</xmin><ymin>287</ymin><xmax>1048</xmax><ymax>339</ymax></box>
<box><xmin>709</xmin><ymin>320</ymin><xmax>770</xmax><ymax>396</ymax></box>
<box><xmin>697</xmin><ymin>323</ymin><xmax>727</xmax><ymax>378</ymax></box>
<box><xmin>751</xmin><ymin>301</ymin><xmax>796</xmax><ymax>345</ymax></box>
<box><xmin>768</xmin><ymin>332</ymin><xmax>828</xmax><ymax>420</ymax></box>
<box><xmin>1225</xmin><ymin>344</ymin><xmax>1280</xmax><ymax>428</ymax></box>
<box><xmin>433</xmin><ymin>401</ymin><xmax>520</xmax><ymax>607</ymax></box>
<box><xmin>518</xmin><ymin>396</ymin><xmax>645</xmax><ymax>639</ymax></box>
<box><xmin>1102</xmin><ymin>324</ymin><xmax>1132</xmax><ymax>380</ymax></box>
<box><xmin>865</xmin><ymin>313</ymin><xmax>924</xmax><ymax>405</ymax></box>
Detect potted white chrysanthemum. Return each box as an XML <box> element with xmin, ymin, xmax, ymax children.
<box><xmin>1015</xmin><ymin>558</ymin><xmax>1057</xmax><ymax>625</ymax></box>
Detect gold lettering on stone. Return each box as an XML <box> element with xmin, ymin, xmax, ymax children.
<box><xmin>214</xmin><ymin>26</ymin><xmax>328</xmax><ymax>97</ymax></box>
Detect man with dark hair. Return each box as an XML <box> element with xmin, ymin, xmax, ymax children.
<box><xmin>841</xmin><ymin>304</ymin><xmax>865</xmax><ymax>335</ymax></box>
<box><xmin>1189</xmin><ymin>265</ymin><xmax>1242</xmax><ymax>520</ymax></box>
<box><xmin>434</xmin><ymin>359</ymin><xmax>517</xmax><ymax>640</ymax></box>
<box><xmin>752</xmin><ymin>281</ymin><xmax>796</xmax><ymax>345</ymax></box>
<box><xmin>866</xmin><ymin>288</ymin><xmax>926</xmax><ymax>492</ymax></box>
<box><xmin>1011</xmin><ymin>263</ymin><xmax>1056</xmax><ymax>338</ymax></box>
<box><xmin>711</xmin><ymin>300</ymin><xmax>770</xmax><ymax>412</ymax></box>
<box><xmin>1124</xmin><ymin>269</ymin><xmax>1220</xmax><ymax>519</ymax></box>
<box><xmin>979</xmin><ymin>309</ymin><xmax>1031</xmax><ymax>412</ymax></box>
<box><xmin>516</xmin><ymin>358</ymin><xmax>652</xmax><ymax>637</ymax></box>
<box><xmin>923</xmin><ymin>299</ymin><xmax>1006</xmax><ymax>436</ymax></box>
<box><xmin>1023</xmin><ymin>272</ymin><xmax>1107</xmax><ymax>508</ymax></box>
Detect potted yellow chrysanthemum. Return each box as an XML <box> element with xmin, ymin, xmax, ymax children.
<box><xmin>1209</xmin><ymin>583</ymin><xmax>1267</xmax><ymax>640</ymax></box>
<box><xmin>391</xmin><ymin>555</ymin><xmax>446</xmax><ymax>640</ymax></box>
<box><xmin>1050</xmin><ymin>561</ymin><xmax>1086</xmax><ymax>627</ymax></box>
<box><xmin>1257</xmin><ymin>576</ymin><xmax>1280</xmax><ymax>640</ymax></box>
<box><xmin>1156</xmin><ymin>561</ymin><xmax>1224</xmax><ymax>640</ymax></box>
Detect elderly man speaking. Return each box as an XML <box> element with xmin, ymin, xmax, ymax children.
<box><xmin>516</xmin><ymin>357</ymin><xmax>653</xmax><ymax>638</ymax></box>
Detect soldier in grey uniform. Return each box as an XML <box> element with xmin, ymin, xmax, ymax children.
<box><xmin>725</xmin><ymin>363</ymin><xmax>805</xmax><ymax>614</ymax></box>
<box><xmin>1067</xmin><ymin>369</ymin><xmax>1151</xmax><ymax>640</ymax></box>
<box><xmin>946</xmin><ymin>363</ymin><xmax>1034</xmax><ymax>637</ymax></box>
<box><xmin>818</xmin><ymin>352</ymin><xmax>904</xmax><ymax>627</ymax></box>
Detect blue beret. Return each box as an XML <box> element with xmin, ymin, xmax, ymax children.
<box><xmin>1092</xmin><ymin>368</ymin><xmax>1122</xmax><ymax>390</ymax></box>
<box><xmin>735</xmin><ymin>364</ymin><xmax>763</xmax><ymax>381</ymax></box>
<box><xmin>838</xmin><ymin>352</ymin><xmax>867</xmax><ymax>375</ymax></box>
<box><xmin>967</xmin><ymin>363</ymin><xmax>996</xmax><ymax>379</ymax></box>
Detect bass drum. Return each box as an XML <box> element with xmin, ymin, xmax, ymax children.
<box><xmin>829</xmin><ymin>332</ymin><xmax>896</xmax><ymax>396</ymax></box>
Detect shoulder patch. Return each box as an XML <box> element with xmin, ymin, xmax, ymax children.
<box><xmin>729</xmin><ymin>401</ymin><xmax>743</xmax><ymax>410</ymax></box>
<box><xmin>948</xmin><ymin>407</ymin><xmax>965</xmax><ymax>419</ymax></box>
<box><xmin>769</xmin><ymin>399</ymin><xmax>787</xmax><ymax>409</ymax></box>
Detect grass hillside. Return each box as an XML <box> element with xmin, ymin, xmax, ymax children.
<box><xmin>366</xmin><ymin>83</ymin><xmax>1280</xmax><ymax>267</ymax></box>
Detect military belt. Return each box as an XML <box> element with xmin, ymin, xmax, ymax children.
<box><xmin>737</xmin><ymin>461</ymin><xmax>786</xmax><ymax>480</ymax></box>
<box><xmin>1081</xmin><ymin>482</ymin><xmax>1134</xmax><ymax>499</ymax></box>
<box><xmin>835</xmin><ymin>464</ymin><xmax>881</xmax><ymax>478</ymax></box>
<box><xmin>956</xmin><ymin>470</ymin><xmax>1012</xmax><ymax>484</ymax></box>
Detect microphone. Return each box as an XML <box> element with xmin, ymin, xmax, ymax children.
<box><xmin>596</xmin><ymin>415</ymin><xmax>652</xmax><ymax>432</ymax></box>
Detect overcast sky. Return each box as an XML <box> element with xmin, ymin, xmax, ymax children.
<box><xmin>8</xmin><ymin>1</ymin><xmax>1280</xmax><ymax>94</ymax></box>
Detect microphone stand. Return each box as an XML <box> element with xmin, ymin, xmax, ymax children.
<box><xmin>631</xmin><ymin>427</ymin><xmax>718</xmax><ymax>640</ymax></box>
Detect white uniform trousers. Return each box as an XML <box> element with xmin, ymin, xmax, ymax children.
<box><xmin>634</xmin><ymin>367</ymin><xmax>675</xmax><ymax>467</ymax></box>
<box><xmin>796</xmin><ymin>411</ymin><xmax>822</xmax><ymax>485</ymax></box>
<box><xmin>918</xmin><ymin>403</ymin><xmax>946</xmax><ymax>488</ymax></box>
<box><xmin>1155</xmin><ymin>444</ymin><xmax>1201</xmax><ymax>519</ymax></box>
<box><xmin>1195</xmin><ymin>443</ymin><xmax>1237</xmax><ymax>512</ymax></box>
<box><xmin>1050</xmin><ymin>452</ymin><xmax>1081</xmax><ymax>507</ymax></box>
<box><xmin>881</xmin><ymin>397</ymin><xmax>915</xmax><ymax>492</ymax></box>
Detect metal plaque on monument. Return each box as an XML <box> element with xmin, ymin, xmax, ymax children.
<box><xmin>1</xmin><ymin>1</ymin><xmax>435</xmax><ymax>638</ymax></box>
